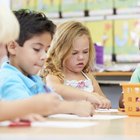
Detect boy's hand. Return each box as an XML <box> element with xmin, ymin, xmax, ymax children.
<box><xmin>17</xmin><ymin>114</ymin><xmax>46</xmax><ymax>122</ymax></box>
<box><xmin>32</xmin><ymin>94</ymin><xmax>61</xmax><ymax>115</ymax></box>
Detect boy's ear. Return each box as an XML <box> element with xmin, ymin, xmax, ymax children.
<box><xmin>7</xmin><ymin>41</ymin><xmax>18</xmax><ymax>55</ymax></box>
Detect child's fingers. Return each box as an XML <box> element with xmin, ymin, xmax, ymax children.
<box><xmin>90</xmin><ymin>105</ymin><xmax>95</xmax><ymax>116</ymax></box>
<box><xmin>20</xmin><ymin>114</ymin><xmax>46</xmax><ymax>122</ymax></box>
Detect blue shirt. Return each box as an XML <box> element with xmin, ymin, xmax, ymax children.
<box><xmin>0</xmin><ymin>62</ymin><xmax>50</xmax><ymax>100</ymax></box>
<box><xmin>130</xmin><ymin>66</ymin><xmax>140</xmax><ymax>83</ymax></box>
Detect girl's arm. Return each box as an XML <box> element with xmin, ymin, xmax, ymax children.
<box><xmin>89</xmin><ymin>73</ymin><xmax>106</xmax><ymax>97</ymax></box>
<box><xmin>46</xmin><ymin>74</ymin><xmax>101</xmax><ymax>107</ymax></box>
<box><xmin>89</xmin><ymin>73</ymin><xmax>112</xmax><ymax>109</ymax></box>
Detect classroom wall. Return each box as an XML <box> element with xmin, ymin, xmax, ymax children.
<box><xmin>11</xmin><ymin>0</ymin><xmax>140</xmax><ymax>62</ymax></box>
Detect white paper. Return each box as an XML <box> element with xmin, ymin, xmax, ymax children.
<box><xmin>32</xmin><ymin>121</ymin><xmax>97</xmax><ymax>128</ymax></box>
<box><xmin>49</xmin><ymin>114</ymin><xmax>128</xmax><ymax>120</ymax></box>
<box><xmin>95</xmin><ymin>109</ymin><xmax>119</xmax><ymax>113</ymax></box>
<box><xmin>0</xmin><ymin>121</ymin><xmax>97</xmax><ymax>128</ymax></box>
<box><xmin>0</xmin><ymin>121</ymin><xmax>11</xmax><ymax>127</ymax></box>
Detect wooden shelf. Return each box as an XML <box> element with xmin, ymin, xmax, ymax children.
<box><xmin>94</xmin><ymin>71</ymin><xmax>132</xmax><ymax>76</ymax></box>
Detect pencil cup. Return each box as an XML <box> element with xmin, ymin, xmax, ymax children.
<box><xmin>94</xmin><ymin>43</ymin><xmax>104</xmax><ymax>65</ymax></box>
<box><xmin>120</xmin><ymin>83</ymin><xmax>140</xmax><ymax>116</ymax></box>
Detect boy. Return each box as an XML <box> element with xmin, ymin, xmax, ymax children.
<box><xmin>0</xmin><ymin>9</ymin><xmax>54</xmax><ymax>100</ymax></box>
<box><xmin>0</xmin><ymin>9</ymin><xmax>94</xmax><ymax>118</ymax></box>
<box><xmin>0</xmin><ymin>4</ymin><xmax>61</xmax><ymax>121</ymax></box>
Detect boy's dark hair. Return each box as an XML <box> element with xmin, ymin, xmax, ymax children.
<box><xmin>14</xmin><ymin>9</ymin><xmax>56</xmax><ymax>46</ymax></box>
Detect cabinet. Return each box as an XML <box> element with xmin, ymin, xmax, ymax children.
<box><xmin>94</xmin><ymin>71</ymin><xmax>132</xmax><ymax>108</ymax></box>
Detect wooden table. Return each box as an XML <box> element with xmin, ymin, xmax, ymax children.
<box><xmin>0</xmin><ymin>111</ymin><xmax>140</xmax><ymax>140</ymax></box>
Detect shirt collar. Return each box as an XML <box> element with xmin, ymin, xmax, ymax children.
<box><xmin>2</xmin><ymin>62</ymin><xmax>37</xmax><ymax>89</ymax></box>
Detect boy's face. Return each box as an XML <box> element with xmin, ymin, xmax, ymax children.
<box><xmin>63</xmin><ymin>34</ymin><xmax>89</xmax><ymax>74</ymax></box>
<box><xmin>9</xmin><ymin>32</ymin><xmax>52</xmax><ymax>76</ymax></box>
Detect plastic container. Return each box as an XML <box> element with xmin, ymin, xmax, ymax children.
<box><xmin>121</xmin><ymin>83</ymin><xmax>140</xmax><ymax>116</ymax></box>
<box><xmin>94</xmin><ymin>43</ymin><xmax>104</xmax><ymax>65</ymax></box>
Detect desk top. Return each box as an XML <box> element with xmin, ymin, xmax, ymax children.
<box><xmin>0</xmin><ymin>111</ymin><xmax>140</xmax><ymax>140</ymax></box>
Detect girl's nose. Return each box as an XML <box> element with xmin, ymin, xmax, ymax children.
<box><xmin>78</xmin><ymin>54</ymin><xmax>84</xmax><ymax>59</ymax></box>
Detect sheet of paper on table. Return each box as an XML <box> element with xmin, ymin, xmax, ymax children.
<box><xmin>95</xmin><ymin>109</ymin><xmax>119</xmax><ymax>113</ymax></box>
<box><xmin>49</xmin><ymin>111</ymin><xmax>127</xmax><ymax>120</ymax></box>
<box><xmin>0</xmin><ymin>121</ymin><xmax>97</xmax><ymax>128</ymax></box>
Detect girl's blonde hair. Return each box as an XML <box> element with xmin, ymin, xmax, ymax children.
<box><xmin>0</xmin><ymin>3</ymin><xmax>19</xmax><ymax>43</ymax></box>
<box><xmin>41</xmin><ymin>21</ymin><xmax>95</xmax><ymax>82</ymax></box>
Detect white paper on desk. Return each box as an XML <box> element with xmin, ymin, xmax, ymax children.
<box><xmin>49</xmin><ymin>114</ymin><xmax>127</xmax><ymax>120</ymax></box>
<box><xmin>0</xmin><ymin>121</ymin><xmax>97</xmax><ymax>128</ymax></box>
<box><xmin>95</xmin><ymin>109</ymin><xmax>119</xmax><ymax>113</ymax></box>
<box><xmin>32</xmin><ymin>121</ymin><xmax>97</xmax><ymax>128</ymax></box>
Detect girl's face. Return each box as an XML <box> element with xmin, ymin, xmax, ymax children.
<box><xmin>63</xmin><ymin>34</ymin><xmax>89</xmax><ymax>73</ymax></box>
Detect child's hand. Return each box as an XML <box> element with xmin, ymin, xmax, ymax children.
<box><xmin>86</xmin><ymin>93</ymin><xmax>102</xmax><ymax>109</ymax></box>
<box><xmin>98</xmin><ymin>97</ymin><xmax>111</xmax><ymax>109</ymax></box>
<box><xmin>20</xmin><ymin>114</ymin><xmax>46</xmax><ymax>122</ymax></box>
<box><xmin>31</xmin><ymin>94</ymin><xmax>62</xmax><ymax>115</ymax></box>
<box><xmin>93</xmin><ymin>93</ymin><xmax>111</xmax><ymax>109</ymax></box>
<box><xmin>136</xmin><ymin>97</ymin><xmax>140</xmax><ymax>111</ymax></box>
<box><xmin>119</xmin><ymin>94</ymin><xmax>124</xmax><ymax>109</ymax></box>
<box><xmin>87</xmin><ymin>93</ymin><xmax>111</xmax><ymax>109</ymax></box>
<box><xmin>13</xmin><ymin>114</ymin><xmax>46</xmax><ymax>122</ymax></box>
<box><xmin>73</xmin><ymin>100</ymin><xmax>95</xmax><ymax>117</ymax></box>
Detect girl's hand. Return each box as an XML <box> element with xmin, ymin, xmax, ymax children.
<box><xmin>86</xmin><ymin>93</ymin><xmax>102</xmax><ymax>109</ymax></box>
<box><xmin>87</xmin><ymin>93</ymin><xmax>111</xmax><ymax>109</ymax></box>
<box><xmin>73</xmin><ymin>100</ymin><xmax>95</xmax><ymax>117</ymax></box>
<box><xmin>98</xmin><ymin>97</ymin><xmax>111</xmax><ymax>109</ymax></box>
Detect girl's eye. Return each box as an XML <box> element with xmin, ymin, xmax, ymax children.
<box><xmin>83</xmin><ymin>51</ymin><xmax>88</xmax><ymax>54</ymax></box>
<box><xmin>72</xmin><ymin>53</ymin><xmax>76</xmax><ymax>55</ymax></box>
<box><xmin>33</xmin><ymin>48</ymin><xmax>40</xmax><ymax>52</ymax></box>
<box><xmin>72</xmin><ymin>52</ymin><xmax>77</xmax><ymax>55</ymax></box>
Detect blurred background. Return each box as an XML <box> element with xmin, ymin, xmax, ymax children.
<box><xmin>10</xmin><ymin>0</ymin><xmax>140</xmax><ymax>63</ymax></box>
<box><xmin>9</xmin><ymin>0</ymin><xmax>140</xmax><ymax>108</ymax></box>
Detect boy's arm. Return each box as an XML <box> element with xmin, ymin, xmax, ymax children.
<box><xmin>0</xmin><ymin>94</ymin><xmax>95</xmax><ymax>121</ymax></box>
<box><xmin>53</xmin><ymin>100</ymin><xmax>94</xmax><ymax>117</ymax></box>
<box><xmin>0</xmin><ymin>94</ymin><xmax>60</xmax><ymax>121</ymax></box>
<box><xmin>0</xmin><ymin>98</ymin><xmax>35</xmax><ymax>121</ymax></box>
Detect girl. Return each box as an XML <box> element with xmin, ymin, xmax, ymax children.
<box><xmin>41</xmin><ymin>21</ymin><xmax>111</xmax><ymax>109</ymax></box>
